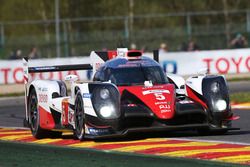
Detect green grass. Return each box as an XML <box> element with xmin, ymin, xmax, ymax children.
<box><xmin>0</xmin><ymin>92</ymin><xmax>24</xmax><ymax>98</ymax></box>
<box><xmin>230</xmin><ymin>92</ymin><xmax>250</xmax><ymax>103</ymax></box>
<box><xmin>227</xmin><ymin>77</ymin><xmax>250</xmax><ymax>82</ymax></box>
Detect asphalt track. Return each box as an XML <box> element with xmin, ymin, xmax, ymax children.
<box><xmin>228</xmin><ymin>81</ymin><xmax>250</xmax><ymax>93</ymax></box>
<box><xmin>0</xmin><ymin>81</ymin><xmax>250</xmax><ymax>166</ymax></box>
<box><xmin>0</xmin><ymin>102</ymin><xmax>249</xmax><ymax>144</ymax></box>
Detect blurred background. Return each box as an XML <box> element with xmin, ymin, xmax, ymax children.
<box><xmin>0</xmin><ymin>0</ymin><xmax>250</xmax><ymax>59</ymax></box>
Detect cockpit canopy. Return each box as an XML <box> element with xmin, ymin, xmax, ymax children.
<box><xmin>93</xmin><ymin>56</ymin><xmax>168</xmax><ymax>86</ymax></box>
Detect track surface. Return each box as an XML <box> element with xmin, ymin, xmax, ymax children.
<box><xmin>0</xmin><ymin>100</ymin><xmax>249</xmax><ymax>144</ymax></box>
<box><xmin>228</xmin><ymin>81</ymin><xmax>250</xmax><ymax>93</ymax></box>
<box><xmin>0</xmin><ymin>81</ymin><xmax>250</xmax><ymax>165</ymax></box>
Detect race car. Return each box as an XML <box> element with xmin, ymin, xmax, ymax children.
<box><xmin>23</xmin><ymin>48</ymin><xmax>239</xmax><ymax>140</ymax></box>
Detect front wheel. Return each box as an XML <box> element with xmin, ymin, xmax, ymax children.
<box><xmin>73</xmin><ymin>91</ymin><xmax>85</xmax><ymax>141</ymax></box>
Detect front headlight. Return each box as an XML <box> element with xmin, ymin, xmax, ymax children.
<box><xmin>91</xmin><ymin>84</ymin><xmax>120</xmax><ymax>119</ymax></box>
<box><xmin>99</xmin><ymin>105</ymin><xmax>115</xmax><ymax>118</ymax></box>
<box><xmin>211</xmin><ymin>82</ymin><xmax>220</xmax><ymax>93</ymax></box>
<box><xmin>215</xmin><ymin>99</ymin><xmax>227</xmax><ymax>111</ymax></box>
<box><xmin>100</xmin><ymin>89</ymin><xmax>110</xmax><ymax>99</ymax></box>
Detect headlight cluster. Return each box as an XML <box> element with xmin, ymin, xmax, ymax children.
<box><xmin>100</xmin><ymin>89</ymin><xmax>110</xmax><ymax>99</ymax></box>
<box><xmin>210</xmin><ymin>81</ymin><xmax>228</xmax><ymax>112</ymax></box>
<box><xmin>92</xmin><ymin>85</ymin><xmax>120</xmax><ymax>119</ymax></box>
<box><xmin>210</xmin><ymin>82</ymin><xmax>220</xmax><ymax>93</ymax></box>
<box><xmin>215</xmin><ymin>99</ymin><xmax>227</xmax><ymax>111</ymax></box>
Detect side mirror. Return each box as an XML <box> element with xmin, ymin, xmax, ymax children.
<box><xmin>65</xmin><ymin>75</ymin><xmax>79</xmax><ymax>83</ymax></box>
<box><xmin>198</xmin><ymin>68</ymin><xmax>208</xmax><ymax>76</ymax></box>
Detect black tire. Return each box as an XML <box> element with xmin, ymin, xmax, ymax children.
<box><xmin>73</xmin><ymin>91</ymin><xmax>85</xmax><ymax>141</ymax></box>
<box><xmin>28</xmin><ymin>88</ymin><xmax>47</xmax><ymax>139</ymax></box>
<box><xmin>28</xmin><ymin>88</ymin><xmax>62</xmax><ymax>139</ymax></box>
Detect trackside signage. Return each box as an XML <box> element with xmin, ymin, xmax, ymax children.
<box><xmin>0</xmin><ymin>57</ymin><xmax>91</xmax><ymax>84</ymax></box>
<box><xmin>0</xmin><ymin>48</ymin><xmax>250</xmax><ymax>84</ymax></box>
<box><xmin>144</xmin><ymin>48</ymin><xmax>250</xmax><ymax>75</ymax></box>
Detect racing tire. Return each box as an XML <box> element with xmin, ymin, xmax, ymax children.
<box><xmin>28</xmin><ymin>88</ymin><xmax>62</xmax><ymax>139</ymax></box>
<box><xmin>28</xmin><ymin>88</ymin><xmax>47</xmax><ymax>139</ymax></box>
<box><xmin>73</xmin><ymin>91</ymin><xmax>85</xmax><ymax>141</ymax></box>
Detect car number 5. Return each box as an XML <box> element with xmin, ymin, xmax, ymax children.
<box><xmin>154</xmin><ymin>93</ymin><xmax>165</xmax><ymax>100</ymax></box>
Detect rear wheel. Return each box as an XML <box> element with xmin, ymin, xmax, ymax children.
<box><xmin>73</xmin><ymin>91</ymin><xmax>85</xmax><ymax>141</ymax></box>
<box><xmin>28</xmin><ymin>88</ymin><xmax>47</xmax><ymax>138</ymax></box>
<box><xmin>28</xmin><ymin>88</ymin><xmax>62</xmax><ymax>139</ymax></box>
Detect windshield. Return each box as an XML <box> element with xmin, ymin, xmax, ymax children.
<box><xmin>105</xmin><ymin>66</ymin><xmax>168</xmax><ymax>86</ymax></box>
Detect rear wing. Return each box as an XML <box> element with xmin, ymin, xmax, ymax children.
<box><xmin>22</xmin><ymin>57</ymin><xmax>92</xmax><ymax>123</ymax></box>
<box><xmin>22</xmin><ymin>57</ymin><xmax>93</xmax><ymax>83</ymax></box>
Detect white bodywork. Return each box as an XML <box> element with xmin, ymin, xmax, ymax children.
<box><xmin>73</xmin><ymin>83</ymin><xmax>97</xmax><ymax>117</ymax></box>
<box><xmin>27</xmin><ymin>80</ymin><xmax>61</xmax><ymax>115</ymax></box>
<box><xmin>166</xmin><ymin>73</ymin><xmax>210</xmax><ymax>96</ymax></box>
<box><xmin>186</xmin><ymin>75</ymin><xmax>205</xmax><ymax>95</ymax></box>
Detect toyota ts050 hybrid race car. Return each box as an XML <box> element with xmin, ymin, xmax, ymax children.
<box><xmin>23</xmin><ymin>48</ymin><xmax>239</xmax><ymax>140</ymax></box>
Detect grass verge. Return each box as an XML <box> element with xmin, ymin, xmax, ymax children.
<box><xmin>230</xmin><ymin>92</ymin><xmax>250</xmax><ymax>103</ymax></box>
<box><xmin>0</xmin><ymin>92</ymin><xmax>24</xmax><ymax>98</ymax></box>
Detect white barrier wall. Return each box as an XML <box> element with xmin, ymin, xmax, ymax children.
<box><xmin>1</xmin><ymin>48</ymin><xmax>250</xmax><ymax>84</ymax></box>
<box><xmin>144</xmin><ymin>48</ymin><xmax>250</xmax><ymax>75</ymax></box>
<box><xmin>0</xmin><ymin>57</ymin><xmax>91</xmax><ymax>84</ymax></box>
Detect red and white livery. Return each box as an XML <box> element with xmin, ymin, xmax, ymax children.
<box><xmin>23</xmin><ymin>48</ymin><xmax>239</xmax><ymax>140</ymax></box>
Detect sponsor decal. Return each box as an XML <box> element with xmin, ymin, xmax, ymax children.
<box><xmin>179</xmin><ymin>100</ymin><xmax>195</xmax><ymax>104</ymax></box>
<box><xmin>68</xmin><ymin>108</ymin><xmax>74</xmax><ymax>127</ymax></box>
<box><xmin>159</xmin><ymin>104</ymin><xmax>171</xmax><ymax>113</ymax></box>
<box><xmin>34</xmin><ymin>66</ymin><xmax>56</xmax><ymax>71</ymax></box>
<box><xmin>142</xmin><ymin>89</ymin><xmax>170</xmax><ymax>95</ymax></box>
<box><xmin>159</xmin><ymin>104</ymin><xmax>171</xmax><ymax>109</ymax></box>
<box><xmin>83</xmin><ymin>93</ymin><xmax>91</xmax><ymax>98</ymax></box>
<box><xmin>88</xmin><ymin>127</ymin><xmax>109</xmax><ymax>135</ymax></box>
<box><xmin>38</xmin><ymin>94</ymin><xmax>48</xmax><ymax>103</ymax></box>
<box><xmin>155</xmin><ymin>101</ymin><xmax>170</xmax><ymax>105</ymax></box>
<box><xmin>142</xmin><ymin>85</ymin><xmax>164</xmax><ymax>89</ymax></box>
<box><xmin>42</xmin><ymin>88</ymin><xmax>48</xmax><ymax>92</ymax></box>
<box><xmin>61</xmin><ymin>99</ymin><xmax>69</xmax><ymax>126</ymax></box>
